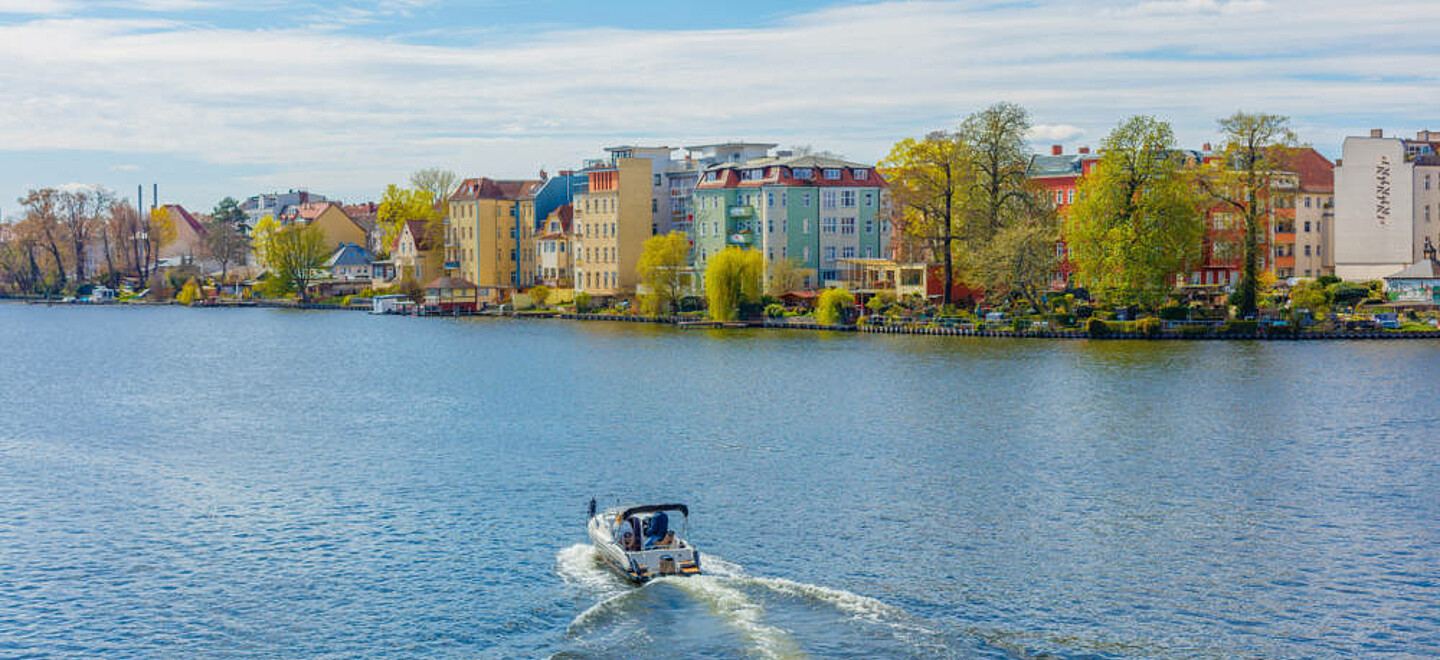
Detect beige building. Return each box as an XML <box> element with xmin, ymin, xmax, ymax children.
<box><xmin>536</xmin><ymin>205</ymin><xmax>574</xmax><ymax>287</ymax></box>
<box><xmin>394</xmin><ymin>219</ymin><xmax>441</xmax><ymax>283</ymax></box>
<box><xmin>572</xmin><ymin>158</ymin><xmax>653</xmax><ymax>297</ymax></box>
<box><xmin>1334</xmin><ymin>129</ymin><xmax>1440</xmax><ymax>280</ymax></box>
<box><xmin>297</xmin><ymin>202</ymin><xmax>370</xmax><ymax>252</ymax></box>
<box><xmin>446</xmin><ymin>177</ymin><xmax>539</xmax><ymax>302</ymax></box>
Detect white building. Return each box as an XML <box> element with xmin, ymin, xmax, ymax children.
<box><xmin>1333</xmin><ymin>129</ymin><xmax>1440</xmax><ymax>280</ymax></box>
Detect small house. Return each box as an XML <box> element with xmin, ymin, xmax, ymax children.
<box><xmin>423</xmin><ymin>276</ymin><xmax>479</xmax><ymax>313</ymax></box>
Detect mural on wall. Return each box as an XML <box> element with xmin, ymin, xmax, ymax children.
<box><xmin>1374</xmin><ymin>155</ymin><xmax>1391</xmax><ymax>226</ymax></box>
<box><xmin>1386</xmin><ymin>279</ymin><xmax>1440</xmax><ymax>303</ymax></box>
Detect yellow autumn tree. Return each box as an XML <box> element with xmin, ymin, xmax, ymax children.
<box><xmin>703</xmin><ymin>247</ymin><xmax>762</xmax><ymax>321</ymax></box>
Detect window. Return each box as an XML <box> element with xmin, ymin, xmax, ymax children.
<box><xmin>654</xmin><ymin>174</ymin><xmax>662</xmax><ymax>186</ymax></box>
<box><xmin>767</xmin><ymin>219</ymin><xmax>774</xmax><ymax>233</ymax></box>
<box><xmin>852</xmin><ymin>168</ymin><xmax>868</xmax><ymax>179</ymax></box>
<box><xmin>823</xmin><ymin>169</ymin><xmax>842</xmax><ymax>180</ymax></box>
<box><xmin>652</xmin><ymin>199</ymin><xmax>657</xmax><ymax>213</ymax></box>
<box><xmin>840</xmin><ymin>217</ymin><xmax>855</xmax><ymax>235</ymax></box>
<box><xmin>1428</xmin><ymin>205</ymin><xmax>1433</xmax><ymax>222</ymax></box>
<box><xmin>1304</xmin><ymin>221</ymin><xmax>1311</xmax><ymax>232</ymax></box>
<box><xmin>802</xmin><ymin>193</ymin><xmax>812</xmax><ymax>207</ymax></box>
<box><xmin>792</xmin><ymin>168</ymin><xmax>813</xmax><ymax>180</ymax></box>
<box><xmin>802</xmin><ymin>218</ymin><xmax>811</xmax><ymax>234</ymax></box>
<box><xmin>781</xmin><ymin>192</ymin><xmax>787</xmax><ymax>205</ymax></box>
<box><xmin>1305</xmin><ymin>196</ymin><xmax>1312</xmax><ymax>208</ymax></box>
<box><xmin>864</xmin><ymin>218</ymin><xmax>874</xmax><ymax>233</ymax></box>
<box><xmin>741</xmin><ymin>169</ymin><xmax>763</xmax><ymax>181</ymax></box>
<box><xmin>803</xmin><ymin>246</ymin><xmax>811</xmax><ymax>261</ymax></box>
<box><xmin>841</xmin><ymin>190</ymin><xmax>856</xmax><ymax>207</ymax></box>
<box><xmin>864</xmin><ymin>192</ymin><xmax>873</xmax><ymax>207</ymax></box>
<box><xmin>823</xmin><ymin>191</ymin><xmax>837</xmax><ymax>209</ymax></box>
<box><xmin>842</xmin><ymin>247</ymin><xmax>855</xmax><ymax>258</ymax></box>
<box><xmin>822</xmin><ymin>217</ymin><xmax>837</xmax><ymax>234</ymax></box>
<box><xmin>1304</xmin><ymin>245</ymin><xmax>1312</xmax><ymax>256</ymax></box>
<box><xmin>864</xmin><ymin>247</ymin><xmax>874</xmax><ymax>258</ymax></box>
<box><xmin>1427</xmin><ymin>174</ymin><xmax>1432</xmax><ymax>191</ymax></box>
<box><xmin>824</xmin><ymin>246</ymin><xmax>836</xmax><ymax>262</ymax></box>
<box><xmin>1067</xmin><ymin>189</ymin><xmax>1075</xmax><ymax>204</ymax></box>
<box><xmin>767</xmin><ymin>192</ymin><xmax>775</xmax><ymax>207</ymax></box>
<box><xmin>1054</xmin><ymin>190</ymin><xmax>1064</xmax><ymax>205</ymax></box>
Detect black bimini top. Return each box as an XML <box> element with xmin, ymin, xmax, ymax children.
<box><xmin>621</xmin><ymin>503</ymin><xmax>689</xmax><ymax>519</ymax></box>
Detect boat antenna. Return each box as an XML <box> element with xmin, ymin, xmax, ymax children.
<box><xmin>587</xmin><ymin>497</ymin><xmax>596</xmax><ymax>520</ymax></box>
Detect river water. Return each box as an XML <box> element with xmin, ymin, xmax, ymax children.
<box><xmin>1</xmin><ymin>305</ymin><xmax>1437</xmax><ymax>659</ymax></box>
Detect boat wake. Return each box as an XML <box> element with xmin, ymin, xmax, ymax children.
<box><xmin>553</xmin><ymin>544</ymin><xmax>954</xmax><ymax>659</ymax></box>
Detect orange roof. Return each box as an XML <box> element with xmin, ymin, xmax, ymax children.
<box><xmin>450</xmin><ymin>177</ymin><xmax>542</xmax><ymax>202</ymax></box>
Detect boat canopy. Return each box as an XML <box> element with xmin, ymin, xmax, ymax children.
<box><xmin>620</xmin><ymin>503</ymin><xmax>688</xmax><ymax>519</ymax></box>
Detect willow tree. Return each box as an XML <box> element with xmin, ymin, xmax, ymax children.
<box><xmin>637</xmin><ymin>230</ymin><xmax>689</xmax><ymax>316</ymax></box>
<box><xmin>1201</xmin><ymin>112</ymin><xmax>1299</xmax><ymax>318</ymax></box>
<box><xmin>1065</xmin><ymin>116</ymin><xmax>1204</xmax><ymax>306</ymax></box>
<box><xmin>703</xmin><ymin>247</ymin><xmax>762</xmax><ymax>321</ymax></box>
<box><xmin>880</xmin><ymin>131</ymin><xmax>967</xmax><ymax>305</ymax></box>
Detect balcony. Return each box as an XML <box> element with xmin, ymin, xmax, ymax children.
<box><xmin>1274</xmin><ymin>232</ymin><xmax>1296</xmax><ymax>244</ymax></box>
<box><xmin>443</xmin><ymin>261</ymin><xmax>461</xmax><ymax>270</ymax></box>
<box><xmin>727</xmin><ymin>230</ymin><xmax>754</xmax><ymax>246</ymax></box>
<box><xmin>728</xmin><ymin>206</ymin><xmax>755</xmax><ymax>219</ymax></box>
<box><xmin>1275</xmin><ymin>255</ymin><xmax>1295</xmax><ymax>269</ymax></box>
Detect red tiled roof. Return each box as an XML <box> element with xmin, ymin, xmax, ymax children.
<box><xmin>162</xmin><ymin>204</ymin><xmax>207</xmax><ymax>236</ymax></box>
<box><xmin>424</xmin><ymin>276</ymin><xmax>477</xmax><ymax>290</ymax></box>
<box><xmin>450</xmin><ymin>177</ymin><xmax>542</xmax><ymax>202</ymax></box>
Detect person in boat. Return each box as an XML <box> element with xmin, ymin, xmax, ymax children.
<box><xmin>652</xmin><ymin>531</ymin><xmax>678</xmax><ymax>549</ymax></box>
<box><xmin>620</xmin><ymin>529</ymin><xmax>641</xmax><ymax>551</ymax></box>
<box><xmin>644</xmin><ymin>512</ymin><xmax>670</xmax><ymax>549</ymax></box>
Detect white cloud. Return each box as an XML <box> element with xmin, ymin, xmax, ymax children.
<box><xmin>109</xmin><ymin>163</ymin><xmax>140</xmax><ymax>171</ymax></box>
<box><xmin>0</xmin><ymin>0</ymin><xmax>72</xmax><ymax>14</ymax></box>
<box><xmin>0</xmin><ymin>0</ymin><xmax>1435</xmax><ymax>208</ymax></box>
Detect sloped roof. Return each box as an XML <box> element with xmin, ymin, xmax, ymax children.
<box><xmin>450</xmin><ymin>177</ymin><xmax>542</xmax><ymax>202</ymax></box>
<box><xmin>162</xmin><ymin>204</ymin><xmax>207</xmax><ymax>236</ymax></box>
<box><xmin>402</xmin><ymin>219</ymin><xmax>434</xmax><ymax>251</ymax></box>
<box><xmin>324</xmin><ymin>242</ymin><xmax>373</xmax><ymax>268</ymax></box>
<box><xmin>1285</xmin><ymin>147</ymin><xmax>1335</xmax><ymax>193</ymax></box>
<box><xmin>1386</xmin><ymin>259</ymin><xmax>1440</xmax><ymax>280</ymax></box>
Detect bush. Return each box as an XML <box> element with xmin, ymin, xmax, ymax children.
<box><xmin>814</xmin><ymin>288</ymin><xmax>855</xmax><ymax>326</ymax></box>
<box><xmin>1178</xmin><ymin>324</ymin><xmax>1212</xmax><ymax>337</ymax></box>
<box><xmin>1086</xmin><ymin>317</ymin><xmax>1109</xmax><ymax>337</ymax></box>
<box><xmin>1137</xmin><ymin>316</ymin><xmax>1161</xmax><ymax>337</ymax></box>
<box><xmin>574</xmin><ymin>291</ymin><xmax>592</xmax><ymax>313</ymax></box>
<box><xmin>529</xmin><ymin>285</ymin><xmax>551</xmax><ymax>308</ymax></box>
<box><xmin>764</xmin><ymin>303</ymin><xmax>785</xmax><ymax>319</ymax></box>
<box><xmin>176</xmin><ymin>278</ymin><xmax>203</xmax><ymax>306</ymax></box>
<box><xmin>1222</xmin><ymin>320</ymin><xmax>1259</xmax><ymax>335</ymax></box>
<box><xmin>1158</xmin><ymin>303</ymin><xmax>1193</xmax><ymax>320</ymax></box>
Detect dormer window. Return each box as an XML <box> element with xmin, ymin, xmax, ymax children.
<box><xmin>740</xmin><ymin>169</ymin><xmax>763</xmax><ymax>181</ymax></box>
<box><xmin>823</xmin><ymin>169</ymin><xmax>842</xmax><ymax>180</ymax></box>
<box><xmin>851</xmin><ymin>168</ymin><xmax>869</xmax><ymax>179</ymax></box>
<box><xmin>791</xmin><ymin>168</ymin><xmax>813</xmax><ymax>180</ymax></box>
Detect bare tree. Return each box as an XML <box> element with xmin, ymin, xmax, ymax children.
<box><xmin>203</xmin><ymin>215</ymin><xmax>251</xmax><ymax>284</ymax></box>
<box><xmin>19</xmin><ymin>189</ymin><xmax>68</xmax><ymax>292</ymax></box>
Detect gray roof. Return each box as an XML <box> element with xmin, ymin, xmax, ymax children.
<box><xmin>705</xmin><ymin>153</ymin><xmax>871</xmax><ymax>172</ymax></box>
<box><xmin>325</xmin><ymin>242</ymin><xmax>373</xmax><ymax>268</ymax></box>
<box><xmin>1385</xmin><ymin>259</ymin><xmax>1440</xmax><ymax>280</ymax></box>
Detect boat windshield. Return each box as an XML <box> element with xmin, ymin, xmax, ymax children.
<box><xmin>612</xmin><ymin>509</ymin><xmax>688</xmax><ymax>551</ymax></box>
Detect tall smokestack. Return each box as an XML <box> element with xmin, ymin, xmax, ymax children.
<box><xmin>152</xmin><ymin>184</ymin><xmax>158</xmax><ymax>211</ymax></box>
<box><xmin>138</xmin><ymin>185</ymin><xmax>144</xmax><ymax>217</ymax></box>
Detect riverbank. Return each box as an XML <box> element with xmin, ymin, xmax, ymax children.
<box><xmin>10</xmin><ymin>297</ymin><xmax>1440</xmax><ymax>340</ymax></box>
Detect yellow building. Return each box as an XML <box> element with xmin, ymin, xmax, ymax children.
<box><xmin>572</xmin><ymin>158</ymin><xmax>653</xmax><ymax>297</ymax></box>
<box><xmin>298</xmin><ymin>202</ymin><xmax>370</xmax><ymax>252</ymax></box>
<box><xmin>447</xmin><ymin>177</ymin><xmax>539</xmax><ymax>302</ymax></box>
<box><xmin>537</xmin><ymin>205</ymin><xmax>574</xmax><ymax>287</ymax></box>
<box><xmin>394</xmin><ymin>219</ymin><xmax>441</xmax><ymax>283</ymax></box>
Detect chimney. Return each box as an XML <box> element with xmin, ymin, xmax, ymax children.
<box><xmin>1078</xmin><ymin>147</ymin><xmax>1091</xmax><ymax>155</ymax></box>
<box><xmin>1051</xmin><ymin>145</ymin><xmax>1063</xmax><ymax>156</ymax></box>
<box><xmin>1370</xmin><ymin>128</ymin><xmax>1384</xmax><ymax>138</ymax></box>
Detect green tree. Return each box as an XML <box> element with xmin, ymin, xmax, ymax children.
<box><xmin>959</xmin><ymin>101</ymin><xmax>1041</xmax><ymax>244</ymax></box>
<box><xmin>1065</xmin><ymin>116</ymin><xmax>1204</xmax><ymax>307</ymax></box>
<box><xmin>377</xmin><ymin>185</ymin><xmax>440</xmax><ymax>254</ymax></box>
<box><xmin>766</xmin><ymin>257</ymin><xmax>805</xmax><ymax>296</ymax></box>
<box><xmin>704</xmin><ymin>247</ymin><xmax>762</xmax><ymax>321</ymax></box>
<box><xmin>881</xmin><ymin>131</ymin><xmax>967</xmax><ymax>306</ymax></box>
<box><xmin>1290</xmin><ymin>278</ymin><xmax>1330</xmax><ymax>318</ymax></box>
<box><xmin>211</xmin><ymin>196</ymin><xmax>246</xmax><ymax>228</ymax></box>
<box><xmin>637</xmin><ymin>231</ymin><xmax>689</xmax><ymax>316</ymax></box>
<box><xmin>528</xmin><ymin>284</ymin><xmax>551</xmax><ymax>308</ymax></box>
<box><xmin>263</xmin><ymin>223</ymin><xmax>331</xmax><ymax>302</ymax></box>
<box><xmin>1328</xmin><ymin>281</ymin><xmax>1368</xmax><ymax>310</ymax></box>
<box><xmin>815</xmin><ymin>288</ymin><xmax>855</xmax><ymax>326</ymax></box>
<box><xmin>973</xmin><ymin>220</ymin><xmax>1058</xmax><ymax>310</ymax></box>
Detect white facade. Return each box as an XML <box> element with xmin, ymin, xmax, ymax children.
<box><xmin>1334</xmin><ymin>131</ymin><xmax>1440</xmax><ymax>280</ymax></box>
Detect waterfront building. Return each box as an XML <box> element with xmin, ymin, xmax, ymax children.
<box><xmin>1027</xmin><ymin>144</ymin><xmax>1100</xmax><ymax>288</ymax></box>
<box><xmin>394</xmin><ymin>219</ymin><xmax>441</xmax><ymax>283</ymax></box>
<box><xmin>240</xmin><ymin>189</ymin><xmax>326</xmax><ymax>228</ymax></box>
<box><xmin>572</xmin><ymin>157</ymin><xmax>653</xmax><ymax>297</ymax></box>
<box><xmin>445</xmin><ymin>177</ymin><xmax>540</xmax><ymax>303</ymax></box>
<box><xmin>691</xmin><ymin>153</ymin><xmax>890</xmax><ymax>291</ymax></box>
<box><xmin>423</xmin><ymin>275</ymin><xmax>479</xmax><ymax>313</ymax></box>
<box><xmin>295</xmin><ymin>202</ymin><xmax>370</xmax><ymax>252</ymax></box>
<box><xmin>1276</xmin><ymin>148</ymin><xmax>1336</xmax><ymax>279</ymax></box>
<box><xmin>516</xmin><ymin>172</ymin><xmax>586</xmax><ymax>288</ymax></box>
<box><xmin>157</xmin><ymin>204</ymin><xmax>208</xmax><ymax>265</ymax></box>
<box><xmin>1383</xmin><ymin>239</ymin><xmax>1440</xmax><ymax>304</ymax></box>
<box><xmin>1334</xmin><ymin>129</ymin><xmax>1440</xmax><ymax>280</ymax></box>
<box><xmin>324</xmin><ymin>242</ymin><xmax>373</xmax><ymax>280</ymax></box>
<box><xmin>536</xmin><ymin>204</ymin><xmax>574</xmax><ymax>288</ymax></box>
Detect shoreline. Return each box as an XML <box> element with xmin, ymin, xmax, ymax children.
<box><xmin>9</xmin><ymin>298</ymin><xmax>1435</xmax><ymax>341</ymax></box>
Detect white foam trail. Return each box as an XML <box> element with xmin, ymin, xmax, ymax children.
<box><xmin>696</xmin><ymin>552</ymin><xmax>745</xmax><ymax>578</ymax></box>
<box><xmin>659</xmin><ymin>575</ymin><xmax>804</xmax><ymax>660</ymax></box>
<box><xmin>745</xmin><ymin>576</ymin><xmax>906</xmax><ymax>623</ymax></box>
<box><xmin>555</xmin><ymin>543</ymin><xmax>625</xmax><ymax>595</ymax></box>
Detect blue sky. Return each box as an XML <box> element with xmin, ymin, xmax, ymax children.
<box><xmin>0</xmin><ymin>0</ymin><xmax>1436</xmax><ymax>218</ymax></box>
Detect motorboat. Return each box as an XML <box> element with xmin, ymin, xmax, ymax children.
<box><xmin>586</xmin><ymin>499</ymin><xmax>700</xmax><ymax>583</ymax></box>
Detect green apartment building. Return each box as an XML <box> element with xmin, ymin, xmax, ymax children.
<box><xmin>691</xmin><ymin>154</ymin><xmax>890</xmax><ymax>290</ymax></box>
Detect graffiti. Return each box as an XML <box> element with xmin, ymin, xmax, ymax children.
<box><xmin>1375</xmin><ymin>156</ymin><xmax>1391</xmax><ymax>225</ymax></box>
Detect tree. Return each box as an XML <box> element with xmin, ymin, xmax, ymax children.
<box><xmin>959</xmin><ymin>102</ymin><xmax>1041</xmax><ymax>244</ymax></box>
<box><xmin>815</xmin><ymin>288</ymin><xmax>855</xmax><ymax>326</ymax></box>
<box><xmin>377</xmin><ymin>185</ymin><xmax>440</xmax><ymax>254</ymax></box>
<box><xmin>881</xmin><ymin>131</ymin><xmax>967</xmax><ymax>306</ymax></box>
<box><xmin>250</xmin><ymin>215</ymin><xmax>279</xmax><ymax>267</ymax></box>
<box><xmin>528</xmin><ymin>284</ymin><xmax>551</xmax><ymax>308</ymax></box>
<box><xmin>1201</xmin><ymin>112</ymin><xmax>1300</xmax><ymax>318</ymax></box>
<box><xmin>703</xmin><ymin>247</ymin><xmax>762</xmax><ymax>321</ymax></box>
<box><xmin>1290</xmin><ymin>279</ymin><xmax>1330</xmax><ymax>318</ymax></box>
<box><xmin>203</xmin><ymin>215</ymin><xmax>251</xmax><ymax>283</ymax></box>
<box><xmin>150</xmin><ymin>206</ymin><xmax>177</xmax><ymax>269</ymax></box>
<box><xmin>176</xmin><ymin>277</ymin><xmax>203</xmax><ymax>305</ymax></box>
<box><xmin>263</xmin><ymin>223</ymin><xmax>330</xmax><ymax>302</ymax></box>
<box><xmin>766</xmin><ymin>257</ymin><xmax>805</xmax><ymax>296</ymax></box>
<box><xmin>211</xmin><ymin>197</ymin><xmax>246</xmax><ymax>229</ymax></box>
<box><xmin>1065</xmin><ymin>116</ymin><xmax>1205</xmax><ymax>307</ymax></box>
<box><xmin>973</xmin><ymin>221</ymin><xmax>1058</xmax><ymax>311</ymax></box>
<box><xmin>409</xmin><ymin>169</ymin><xmax>458</xmax><ymax>252</ymax></box>
<box><xmin>1327</xmin><ymin>281</ymin><xmax>1368</xmax><ymax>310</ymax></box>
<box><xmin>637</xmin><ymin>231</ymin><xmax>689</xmax><ymax>316</ymax></box>
<box><xmin>18</xmin><ymin>189</ymin><xmax>68</xmax><ymax>293</ymax></box>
